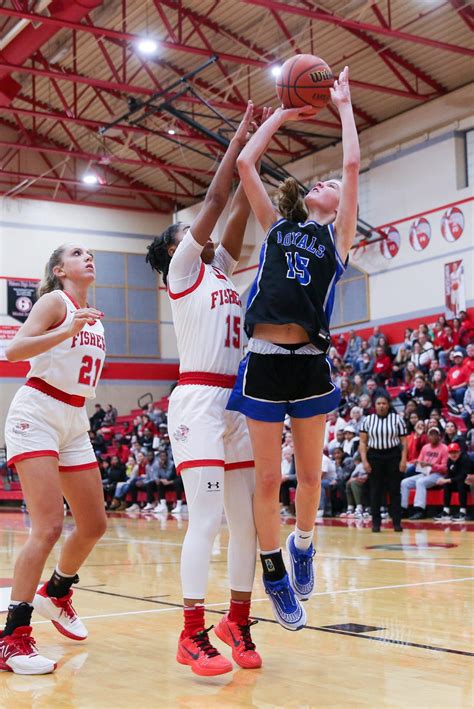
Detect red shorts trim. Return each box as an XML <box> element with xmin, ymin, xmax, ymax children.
<box><xmin>224</xmin><ymin>460</ymin><xmax>255</xmax><ymax>471</ymax></box>
<box><xmin>178</xmin><ymin>372</ymin><xmax>237</xmax><ymax>388</ymax></box>
<box><xmin>8</xmin><ymin>450</ymin><xmax>59</xmax><ymax>467</ymax></box>
<box><xmin>177</xmin><ymin>458</ymin><xmax>225</xmax><ymax>475</ymax></box>
<box><xmin>59</xmin><ymin>462</ymin><xmax>99</xmax><ymax>472</ymax></box>
<box><xmin>26</xmin><ymin>378</ymin><xmax>85</xmax><ymax>407</ymax></box>
<box><xmin>168</xmin><ymin>263</ymin><xmax>205</xmax><ymax>300</ymax></box>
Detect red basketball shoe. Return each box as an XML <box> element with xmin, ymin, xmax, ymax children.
<box><xmin>33</xmin><ymin>584</ymin><xmax>87</xmax><ymax>641</ymax></box>
<box><xmin>214</xmin><ymin>614</ymin><xmax>262</xmax><ymax>669</ymax></box>
<box><xmin>0</xmin><ymin>627</ymin><xmax>56</xmax><ymax>675</ymax></box>
<box><xmin>176</xmin><ymin>627</ymin><xmax>233</xmax><ymax>676</ymax></box>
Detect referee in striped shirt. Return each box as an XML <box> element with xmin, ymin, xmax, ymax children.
<box><xmin>359</xmin><ymin>395</ymin><xmax>408</xmax><ymax>532</ymax></box>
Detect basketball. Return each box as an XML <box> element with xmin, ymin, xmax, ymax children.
<box><xmin>276</xmin><ymin>54</ymin><xmax>333</xmax><ymax>111</ymax></box>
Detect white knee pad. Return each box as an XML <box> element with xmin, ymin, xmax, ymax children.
<box><xmin>180</xmin><ymin>466</ymin><xmax>224</xmax><ymax>600</ymax></box>
<box><xmin>224</xmin><ymin>468</ymin><xmax>257</xmax><ymax>593</ymax></box>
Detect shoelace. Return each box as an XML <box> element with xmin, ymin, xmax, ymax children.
<box><xmin>191</xmin><ymin>626</ymin><xmax>219</xmax><ymax>658</ymax></box>
<box><xmin>295</xmin><ymin>551</ymin><xmax>315</xmax><ymax>579</ymax></box>
<box><xmin>269</xmin><ymin>584</ymin><xmax>295</xmax><ymax>607</ymax></box>
<box><xmin>9</xmin><ymin>633</ymin><xmax>37</xmax><ymax>656</ymax></box>
<box><xmin>237</xmin><ymin>620</ymin><xmax>258</xmax><ymax>651</ymax></box>
<box><xmin>56</xmin><ymin>592</ymin><xmax>76</xmax><ymax>620</ymax></box>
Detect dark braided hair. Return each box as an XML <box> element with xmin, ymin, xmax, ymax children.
<box><xmin>145</xmin><ymin>222</ymin><xmax>184</xmax><ymax>286</ymax></box>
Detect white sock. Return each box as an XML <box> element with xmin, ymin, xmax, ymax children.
<box><xmin>160</xmin><ymin>499</ymin><xmax>166</xmax><ymax>505</ymax></box>
<box><xmin>56</xmin><ymin>565</ymin><xmax>76</xmax><ymax>578</ymax></box>
<box><xmin>356</xmin><ymin>505</ymin><xmax>363</xmax><ymax>512</ymax></box>
<box><xmin>294</xmin><ymin>526</ymin><xmax>313</xmax><ymax>551</ymax></box>
<box><xmin>460</xmin><ymin>508</ymin><xmax>466</xmax><ymax>514</ymax></box>
<box><xmin>443</xmin><ymin>507</ymin><xmax>450</xmax><ymax>514</ymax></box>
<box><xmin>9</xmin><ymin>600</ymin><xmax>33</xmax><ymax>607</ymax></box>
<box><xmin>347</xmin><ymin>506</ymin><xmax>354</xmax><ymax>512</ymax></box>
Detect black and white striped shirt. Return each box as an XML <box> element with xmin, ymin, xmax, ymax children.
<box><xmin>360</xmin><ymin>413</ymin><xmax>407</xmax><ymax>450</ymax></box>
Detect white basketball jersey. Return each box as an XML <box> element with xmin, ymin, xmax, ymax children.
<box><xmin>169</xmin><ymin>261</ymin><xmax>243</xmax><ymax>376</ymax></box>
<box><xmin>28</xmin><ymin>290</ymin><xmax>106</xmax><ymax>398</ymax></box>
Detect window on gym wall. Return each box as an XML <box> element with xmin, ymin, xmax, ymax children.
<box><xmin>331</xmin><ymin>263</ymin><xmax>369</xmax><ymax>328</ymax></box>
<box><xmin>89</xmin><ymin>252</ymin><xmax>159</xmax><ymax>358</ymax></box>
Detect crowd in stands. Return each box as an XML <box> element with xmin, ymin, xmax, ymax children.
<box><xmin>280</xmin><ymin>310</ymin><xmax>474</xmax><ymax>523</ymax></box>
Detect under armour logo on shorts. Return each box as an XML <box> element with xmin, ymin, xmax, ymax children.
<box><xmin>207</xmin><ymin>481</ymin><xmax>220</xmax><ymax>490</ymax></box>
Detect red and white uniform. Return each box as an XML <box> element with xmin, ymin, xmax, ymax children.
<box><xmin>5</xmin><ymin>290</ymin><xmax>105</xmax><ymax>471</ymax></box>
<box><xmin>167</xmin><ymin>231</ymin><xmax>253</xmax><ymax>473</ymax></box>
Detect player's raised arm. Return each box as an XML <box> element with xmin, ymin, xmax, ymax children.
<box><xmin>331</xmin><ymin>66</ymin><xmax>360</xmax><ymax>262</ymax></box>
<box><xmin>190</xmin><ymin>101</ymin><xmax>254</xmax><ymax>247</ymax></box>
<box><xmin>237</xmin><ymin>105</ymin><xmax>315</xmax><ymax>233</ymax></box>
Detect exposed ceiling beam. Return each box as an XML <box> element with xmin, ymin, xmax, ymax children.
<box><xmin>239</xmin><ymin>0</ymin><xmax>474</xmax><ymax>56</ymax></box>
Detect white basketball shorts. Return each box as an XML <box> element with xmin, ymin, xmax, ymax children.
<box><xmin>168</xmin><ymin>384</ymin><xmax>254</xmax><ymax>474</ymax></box>
<box><xmin>5</xmin><ymin>385</ymin><xmax>98</xmax><ymax>472</ymax></box>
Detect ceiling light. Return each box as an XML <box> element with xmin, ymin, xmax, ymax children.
<box><xmin>167</xmin><ymin>128</ymin><xmax>176</xmax><ymax>135</ymax></box>
<box><xmin>137</xmin><ymin>37</ymin><xmax>158</xmax><ymax>55</ymax></box>
<box><xmin>271</xmin><ymin>65</ymin><xmax>282</xmax><ymax>77</ymax></box>
<box><xmin>82</xmin><ymin>173</ymin><xmax>98</xmax><ymax>185</ymax></box>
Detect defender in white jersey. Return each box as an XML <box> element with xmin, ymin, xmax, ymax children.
<box><xmin>146</xmin><ymin>102</ymin><xmax>266</xmax><ymax>678</ymax></box>
<box><xmin>1</xmin><ymin>244</ymin><xmax>107</xmax><ymax>675</ymax></box>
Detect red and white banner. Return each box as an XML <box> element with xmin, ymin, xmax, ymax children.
<box><xmin>379</xmin><ymin>226</ymin><xmax>400</xmax><ymax>259</ymax></box>
<box><xmin>0</xmin><ymin>325</ymin><xmax>20</xmax><ymax>361</ymax></box>
<box><xmin>409</xmin><ymin>217</ymin><xmax>431</xmax><ymax>251</ymax></box>
<box><xmin>444</xmin><ymin>260</ymin><xmax>466</xmax><ymax>318</ymax></box>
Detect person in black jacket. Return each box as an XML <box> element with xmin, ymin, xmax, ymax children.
<box><xmin>102</xmin><ymin>455</ymin><xmax>127</xmax><ymax>506</ymax></box>
<box><xmin>433</xmin><ymin>443</ymin><xmax>472</xmax><ymax>522</ymax></box>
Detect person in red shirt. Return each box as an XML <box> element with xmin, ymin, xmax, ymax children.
<box><xmin>334</xmin><ymin>334</ymin><xmax>347</xmax><ymax>359</ymax></box>
<box><xmin>400</xmin><ymin>426</ymin><xmax>448</xmax><ymax>519</ymax></box>
<box><xmin>432</xmin><ymin>368</ymin><xmax>449</xmax><ymax>408</ymax></box>
<box><xmin>463</xmin><ymin>344</ymin><xmax>474</xmax><ymax>377</ymax></box>
<box><xmin>458</xmin><ymin>312</ymin><xmax>474</xmax><ymax>348</ymax></box>
<box><xmin>373</xmin><ymin>345</ymin><xmax>392</xmax><ymax>383</ymax></box>
<box><xmin>447</xmin><ymin>352</ymin><xmax>469</xmax><ymax>404</ymax></box>
<box><xmin>404</xmin><ymin>420</ymin><xmax>428</xmax><ymax>477</ymax></box>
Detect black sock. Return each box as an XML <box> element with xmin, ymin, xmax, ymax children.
<box><xmin>46</xmin><ymin>569</ymin><xmax>79</xmax><ymax>598</ymax></box>
<box><xmin>260</xmin><ymin>550</ymin><xmax>286</xmax><ymax>582</ymax></box>
<box><xmin>2</xmin><ymin>602</ymin><xmax>33</xmax><ymax>636</ymax></box>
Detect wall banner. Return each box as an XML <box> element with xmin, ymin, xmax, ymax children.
<box><xmin>444</xmin><ymin>260</ymin><xmax>466</xmax><ymax>318</ymax></box>
<box><xmin>0</xmin><ymin>325</ymin><xmax>20</xmax><ymax>361</ymax></box>
<box><xmin>7</xmin><ymin>279</ymin><xmax>38</xmax><ymax>323</ymax></box>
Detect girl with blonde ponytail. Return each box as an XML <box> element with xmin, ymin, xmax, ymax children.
<box><xmin>2</xmin><ymin>244</ymin><xmax>107</xmax><ymax>675</ymax></box>
<box><xmin>227</xmin><ymin>67</ymin><xmax>360</xmax><ymax>631</ymax></box>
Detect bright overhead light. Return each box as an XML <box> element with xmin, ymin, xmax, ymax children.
<box><xmin>167</xmin><ymin>128</ymin><xmax>176</xmax><ymax>135</ymax></box>
<box><xmin>137</xmin><ymin>37</ymin><xmax>158</xmax><ymax>55</ymax></box>
<box><xmin>82</xmin><ymin>173</ymin><xmax>98</xmax><ymax>185</ymax></box>
<box><xmin>271</xmin><ymin>65</ymin><xmax>282</xmax><ymax>77</ymax></box>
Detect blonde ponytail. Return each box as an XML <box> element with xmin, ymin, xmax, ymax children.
<box><xmin>277</xmin><ymin>177</ymin><xmax>308</xmax><ymax>223</ymax></box>
<box><xmin>37</xmin><ymin>245</ymin><xmax>67</xmax><ymax>297</ymax></box>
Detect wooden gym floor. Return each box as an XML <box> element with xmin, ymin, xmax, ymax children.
<box><xmin>0</xmin><ymin>510</ymin><xmax>472</xmax><ymax>708</ymax></box>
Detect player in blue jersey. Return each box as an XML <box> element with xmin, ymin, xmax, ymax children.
<box><xmin>227</xmin><ymin>66</ymin><xmax>360</xmax><ymax>630</ymax></box>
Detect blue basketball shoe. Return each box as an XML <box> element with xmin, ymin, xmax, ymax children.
<box><xmin>286</xmin><ymin>532</ymin><xmax>315</xmax><ymax>601</ymax></box>
<box><xmin>262</xmin><ymin>573</ymin><xmax>307</xmax><ymax>631</ymax></box>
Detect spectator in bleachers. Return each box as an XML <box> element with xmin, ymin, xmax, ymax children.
<box><xmin>329</xmin><ymin>447</ymin><xmax>355</xmax><ymax>516</ymax></box>
<box><xmin>417</xmin><ymin>332</ymin><xmax>435</xmax><ymax>371</ymax></box>
<box><xmin>352</xmin><ymin>373</ymin><xmax>365</xmax><ymax>398</ymax></box>
<box><xmin>434</xmin><ymin>443</ymin><xmax>473</xmax><ymax>522</ymax></box>
<box><xmin>318</xmin><ymin>453</ymin><xmax>336</xmax><ymax>517</ymax></box>
<box><xmin>125</xmin><ymin>455</ymin><xmax>136</xmax><ymax>477</ymax></box>
<box><xmin>280</xmin><ymin>454</ymin><xmax>296</xmax><ymax>517</ymax></box>
<box><xmin>443</xmin><ymin>420</ymin><xmax>466</xmax><ymax>453</ymax></box>
<box><xmin>447</xmin><ymin>351</ymin><xmax>469</xmax><ymax>406</ymax></box>
<box><xmin>391</xmin><ymin>345</ymin><xmax>410</xmax><ymax>384</ymax></box>
<box><xmin>452</xmin><ymin>317</ymin><xmax>462</xmax><ymax>345</ymax></box>
<box><xmin>126</xmin><ymin>451</ymin><xmax>160</xmax><ymax>513</ymax></box>
<box><xmin>102</xmin><ymin>404</ymin><xmax>117</xmax><ymax>427</ymax></box>
<box><xmin>358</xmin><ymin>351</ymin><xmax>374</xmax><ymax>379</ymax></box>
<box><xmin>89</xmin><ymin>430</ymin><xmax>107</xmax><ymax>456</ymax></box>
<box><xmin>140</xmin><ymin>429</ymin><xmax>155</xmax><ymax>454</ymax></box>
<box><xmin>366</xmin><ymin>378</ymin><xmax>389</xmax><ymax>405</ymax></box>
<box><xmin>342</xmin><ymin>425</ymin><xmax>359</xmax><ymax>457</ymax></box>
<box><xmin>328</xmin><ymin>428</ymin><xmax>345</xmax><ymax>455</ymax></box>
<box><xmin>462</xmin><ymin>373</ymin><xmax>474</xmax><ymax>427</ymax></box>
<box><xmin>354</xmin><ymin>340</ymin><xmax>370</xmax><ymax>373</ymax></box>
<box><xmin>403</xmin><ymin>361</ymin><xmax>417</xmax><ymax>388</ymax></box>
<box><xmin>348</xmin><ymin>405</ymin><xmax>364</xmax><ymax>434</ymax></box>
<box><xmin>373</xmin><ymin>345</ymin><xmax>392</xmax><ymax>383</ymax></box>
<box><xmin>377</xmin><ymin>334</ymin><xmax>392</xmax><ymax>360</ymax></box>
<box><xmin>137</xmin><ymin>414</ymin><xmax>156</xmax><ymax>441</ymax></box>
<box><xmin>401</xmin><ymin>426</ymin><xmax>448</xmax><ymax>519</ymax></box>
<box><xmin>334</xmin><ymin>334</ymin><xmax>347</xmax><ymax>359</ymax></box>
<box><xmin>150</xmin><ymin>451</ymin><xmax>183</xmax><ymax>515</ymax></box>
<box><xmin>407</xmin><ymin>410</ymin><xmax>420</xmax><ymax>433</ymax></box>
<box><xmin>130</xmin><ymin>440</ymin><xmax>143</xmax><ymax>460</ymax></box>
<box><xmin>359</xmin><ymin>393</ymin><xmax>373</xmax><ymax>416</ymax></box>
<box><xmin>463</xmin><ymin>344</ymin><xmax>474</xmax><ymax>375</ymax></box>
<box><xmin>342</xmin><ymin>452</ymin><xmax>368</xmax><ymax>518</ymax></box>
<box><xmin>367</xmin><ymin>326</ymin><xmax>382</xmax><ymax>353</ymax></box>
<box><xmin>432</xmin><ymin>368</ymin><xmax>449</xmax><ymax>409</ymax></box>
<box><xmin>102</xmin><ymin>455</ymin><xmax>127</xmax><ymax>508</ymax></box>
<box><xmin>400</xmin><ymin>373</ymin><xmax>437</xmax><ymax>420</ymax></box>
<box><xmin>458</xmin><ymin>312</ymin><xmax>474</xmax><ymax>349</ymax></box>
<box><xmin>89</xmin><ymin>404</ymin><xmax>105</xmax><ymax>432</ymax></box>
<box><xmin>113</xmin><ymin>451</ymin><xmax>147</xmax><ymax>510</ymax></box>
<box><xmin>405</xmin><ymin>420</ymin><xmax>427</xmax><ymax>477</ymax></box>
<box><xmin>118</xmin><ymin>421</ymin><xmax>133</xmax><ymax>447</ymax></box>
<box><xmin>403</xmin><ymin>328</ymin><xmax>414</xmax><ymax>349</ymax></box>
<box><xmin>344</xmin><ymin>329</ymin><xmax>362</xmax><ymax>365</ymax></box>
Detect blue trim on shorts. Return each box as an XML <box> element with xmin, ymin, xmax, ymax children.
<box><xmin>226</xmin><ymin>354</ymin><xmax>341</xmax><ymax>422</ymax></box>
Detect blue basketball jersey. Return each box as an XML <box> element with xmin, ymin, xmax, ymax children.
<box><xmin>245</xmin><ymin>218</ymin><xmax>347</xmax><ymax>349</ymax></box>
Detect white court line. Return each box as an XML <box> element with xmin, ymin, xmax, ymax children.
<box><xmin>30</xmin><ymin>576</ymin><xmax>473</xmax><ymax>625</ymax></box>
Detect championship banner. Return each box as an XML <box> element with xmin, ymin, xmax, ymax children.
<box><xmin>7</xmin><ymin>279</ymin><xmax>38</xmax><ymax>323</ymax></box>
<box><xmin>0</xmin><ymin>325</ymin><xmax>20</xmax><ymax>360</ymax></box>
<box><xmin>444</xmin><ymin>260</ymin><xmax>466</xmax><ymax>318</ymax></box>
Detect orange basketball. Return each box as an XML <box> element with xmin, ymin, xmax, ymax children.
<box><xmin>276</xmin><ymin>54</ymin><xmax>333</xmax><ymax>111</ymax></box>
